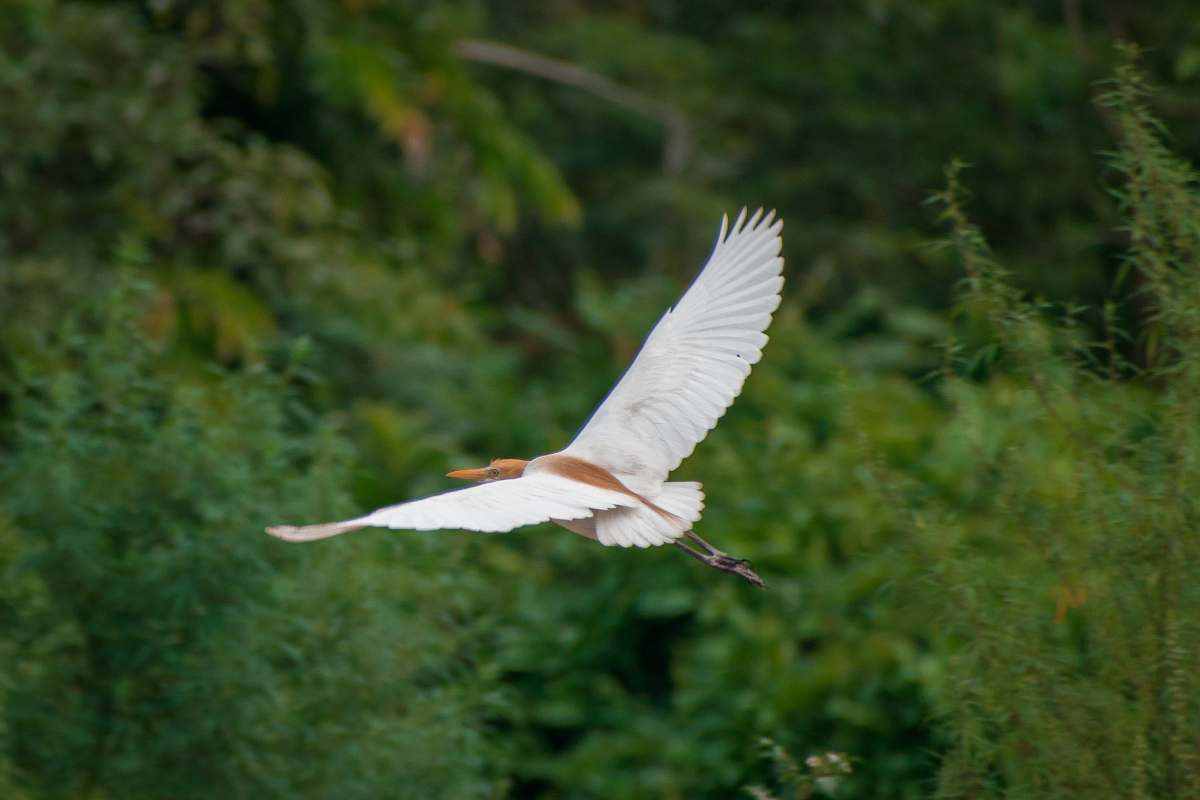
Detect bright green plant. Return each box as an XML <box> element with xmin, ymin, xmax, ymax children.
<box><xmin>924</xmin><ymin>51</ymin><xmax>1200</xmax><ymax>799</ymax></box>
<box><xmin>0</xmin><ymin>281</ymin><xmax>504</xmax><ymax>798</ymax></box>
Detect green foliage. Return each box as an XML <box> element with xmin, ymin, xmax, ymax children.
<box><xmin>745</xmin><ymin>740</ymin><xmax>853</xmax><ymax>800</ymax></box>
<box><xmin>2</xmin><ymin>2</ymin><xmax>1199</xmax><ymax>799</ymax></box>
<box><xmin>923</xmin><ymin>53</ymin><xmax>1200</xmax><ymax>799</ymax></box>
<box><xmin>0</xmin><ymin>283</ymin><xmax>502</xmax><ymax>797</ymax></box>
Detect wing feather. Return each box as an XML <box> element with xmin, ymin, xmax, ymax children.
<box><xmin>266</xmin><ymin>473</ymin><xmax>636</xmax><ymax>542</ymax></box>
<box><xmin>563</xmin><ymin>208</ymin><xmax>784</xmax><ymax>488</ymax></box>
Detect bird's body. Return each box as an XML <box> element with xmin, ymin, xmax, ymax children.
<box><xmin>268</xmin><ymin>208</ymin><xmax>784</xmax><ymax>586</ymax></box>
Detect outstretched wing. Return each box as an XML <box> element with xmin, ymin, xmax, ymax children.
<box><xmin>563</xmin><ymin>208</ymin><xmax>784</xmax><ymax>488</ymax></box>
<box><xmin>266</xmin><ymin>472</ymin><xmax>637</xmax><ymax>542</ymax></box>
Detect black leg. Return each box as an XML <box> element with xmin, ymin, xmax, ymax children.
<box><xmin>674</xmin><ymin>532</ymin><xmax>766</xmax><ymax>589</ymax></box>
<box><xmin>674</xmin><ymin>540</ymin><xmax>712</xmax><ymax>564</ymax></box>
<box><xmin>685</xmin><ymin>530</ymin><xmax>720</xmax><ymax>555</ymax></box>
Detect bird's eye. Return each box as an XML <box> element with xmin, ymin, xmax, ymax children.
<box><xmin>487</xmin><ymin>467</ymin><xmax>501</xmax><ymax>478</ymax></box>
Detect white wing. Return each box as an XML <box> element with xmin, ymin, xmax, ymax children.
<box><xmin>265</xmin><ymin>472</ymin><xmax>637</xmax><ymax>542</ymax></box>
<box><xmin>563</xmin><ymin>208</ymin><xmax>784</xmax><ymax>489</ymax></box>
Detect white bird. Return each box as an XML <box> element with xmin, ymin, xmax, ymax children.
<box><xmin>267</xmin><ymin>208</ymin><xmax>784</xmax><ymax>587</ymax></box>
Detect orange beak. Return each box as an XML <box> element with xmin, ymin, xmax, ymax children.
<box><xmin>446</xmin><ymin>467</ymin><xmax>490</xmax><ymax>481</ymax></box>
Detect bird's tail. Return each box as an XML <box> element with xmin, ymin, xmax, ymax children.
<box><xmin>650</xmin><ymin>481</ymin><xmax>705</xmax><ymax>525</ymax></box>
<box><xmin>593</xmin><ymin>482</ymin><xmax>705</xmax><ymax>548</ymax></box>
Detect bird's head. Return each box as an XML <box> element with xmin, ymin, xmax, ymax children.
<box><xmin>446</xmin><ymin>458</ymin><xmax>529</xmax><ymax>483</ymax></box>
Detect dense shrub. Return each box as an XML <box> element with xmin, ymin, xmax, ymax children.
<box><xmin>0</xmin><ymin>284</ymin><xmax>503</xmax><ymax>797</ymax></box>
<box><xmin>2</xmin><ymin>2</ymin><xmax>1198</xmax><ymax>798</ymax></box>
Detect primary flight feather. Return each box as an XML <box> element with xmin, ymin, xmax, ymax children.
<box><xmin>268</xmin><ymin>208</ymin><xmax>784</xmax><ymax>587</ymax></box>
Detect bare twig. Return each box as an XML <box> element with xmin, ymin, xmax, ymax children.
<box><xmin>1062</xmin><ymin>0</ymin><xmax>1090</xmax><ymax>62</ymax></box>
<box><xmin>455</xmin><ymin>38</ymin><xmax>690</xmax><ymax>173</ymax></box>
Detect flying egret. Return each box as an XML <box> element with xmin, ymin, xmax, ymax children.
<box><xmin>267</xmin><ymin>208</ymin><xmax>784</xmax><ymax>588</ymax></box>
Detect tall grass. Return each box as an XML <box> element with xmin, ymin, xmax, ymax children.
<box><xmin>927</xmin><ymin>50</ymin><xmax>1200</xmax><ymax>799</ymax></box>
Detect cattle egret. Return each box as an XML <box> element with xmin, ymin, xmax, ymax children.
<box><xmin>268</xmin><ymin>208</ymin><xmax>784</xmax><ymax>588</ymax></box>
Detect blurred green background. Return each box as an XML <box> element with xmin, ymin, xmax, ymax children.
<box><xmin>2</xmin><ymin>2</ymin><xmax>1199</xmax><ymax>798</ymax></box>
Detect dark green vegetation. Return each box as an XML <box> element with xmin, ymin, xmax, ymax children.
<box><xmin>2</xmin><ymin>2</ymin><xmax>1198</xmax><ymax>797</ymax></box>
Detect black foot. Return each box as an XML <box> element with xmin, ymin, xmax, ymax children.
<box><xmin>675</xmin><ymin>538</ymin><xmax>766</xmax><ymax>589</ymax></box>
<box><xmin>707</xmin><ymin>554</ymin><xmax>766</xmax><ymax>589</ymax></box>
